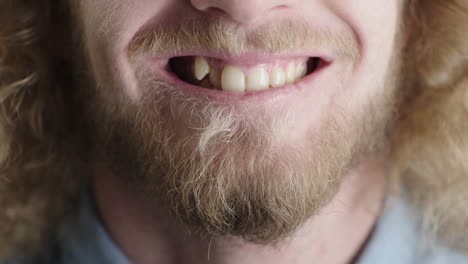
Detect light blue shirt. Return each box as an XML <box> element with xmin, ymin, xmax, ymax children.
<box><xmin>4</xmin><ymin>191</ymin><xmax>468</xmax><ymax>263</ymax></box>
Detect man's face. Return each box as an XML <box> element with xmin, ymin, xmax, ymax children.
<box><xmin>74</xmin><ymin>0</ymin><xmax>403</xmax><ymax>242</ymax></box>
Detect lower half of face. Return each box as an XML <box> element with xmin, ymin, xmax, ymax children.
<box><xmin>77</xmin><ymin>0</ymin><xmax>403</xmax><ymax>243</ymax></box>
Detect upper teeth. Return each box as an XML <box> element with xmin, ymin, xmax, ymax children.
<box><xmin>194</xmin><ymin>56</ymin><xmax>210</xmax><ymax>81</ymax></box>
<box><xmin>246</xmin><ymin>67</ymin><xmax>269</xmax><ymax>91</ymax></box>
<box><xmin>192</xmin><ymin>56</ymin><xmax>309</xmax><ymax>92</ymax></box>
<box><xmin>221</xmin><ymin>65</ymin><xmax>246</xmax><ymax>92</ymax></box>
<box><xmin>270</xmin><ymin>67</ymin><xmax>286</xmax><ymax>88</ymax></box>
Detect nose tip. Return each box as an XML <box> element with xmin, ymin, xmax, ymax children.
<box><xmin>191</xmin><ymin>0</ymin><xmax>288</xmax><ymax>24</ymax></box>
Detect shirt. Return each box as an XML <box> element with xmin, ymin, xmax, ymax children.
<box><xmin>3</xmin><ymin>191</ymin><xmax>468</xmax><ymax>264</ymax></box>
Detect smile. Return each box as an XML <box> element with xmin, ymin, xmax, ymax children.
<box><xmin>167</xmin><ymin>56</ymin><xmax>326</xmax><ymax>93</ymax></box>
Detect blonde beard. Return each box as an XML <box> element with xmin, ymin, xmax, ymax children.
<box><xmin>87</xmin><ymin>67</ymin><xmax>397</xmax><ymax>244</ymax></box>
<box><xmin>80</xmin><ymin>16</ymin><xmax>399</xmax><ymax>245</ymax></box>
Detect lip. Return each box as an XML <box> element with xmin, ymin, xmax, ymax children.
<box><xmin>142</xmin><ymin>54</ymin><xmax>333</xmax><ymax>104</ymax></box>
<box><xmin>136</xmin><ymin>50</ymin><xmax>333</xmax><ymax>66</ymax></box>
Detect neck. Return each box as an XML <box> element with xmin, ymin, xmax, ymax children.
<box><xmin>92</xmin><ymin>155</ymin><xmax>385</xmax><ymax>264</ymax></box>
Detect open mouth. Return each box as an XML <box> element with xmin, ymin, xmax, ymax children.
<box><xmin>168</xmin><ymin>56</ymin><xmax>323</xmax><ymax>92</ymax></box>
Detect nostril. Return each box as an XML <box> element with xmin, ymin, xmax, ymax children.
<box><xmin>190</xmin><ymin>0</ymin><xmax>277</xmax><ymax>25</ymax></box>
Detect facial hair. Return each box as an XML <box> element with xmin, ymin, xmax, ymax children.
<box><xmin>77</xmin><ymin>17</ymin><xmax>401</xmax><ymax>244</ymax></box>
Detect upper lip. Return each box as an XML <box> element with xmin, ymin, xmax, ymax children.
<box><xmin>126</xmin><ymin>16</ymin><xmax>358</xmax><ymax>66</ymax></box>
<box><xmin>175</xmin><ymin>53</ymin><xmax>328</xmax><ymax>64</ymax></box>
<box><xmin>129</xmin><ymin>44</ymin><xmax>334</xmax><ymax>66</ymax></box>
<box><xmin>139</xmin><ymin>52</ymin><xmax>332</xmax><ymax>69</ymax></box>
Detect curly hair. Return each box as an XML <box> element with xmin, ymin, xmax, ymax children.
<box><xmin>0</xmin><ymin>0</ymin><xmax>87</xmax><ymax>257</ymax></box>
<box><xmin>392</xmin><ymin>0</ymin><xmax>468</xmax><ymax>251</ymax></box>
<box><xmin>0</xmin><ymin>0</ymin><xmax>467</xmax><ymax>258</ymax></box>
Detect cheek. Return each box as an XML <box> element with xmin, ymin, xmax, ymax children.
<box><xmin>342</xmin><ymin>0</ymin><xmax>401</xmax><ymax>103</ymax></box>
<box><xmin>78</xmin><ymin>0</ymin><xmax>179</xmax><ymax>101</ymax></box>
<box><xmin>79</xmin><ymin>0</ymin><xmax>173</xmax><ymax>54</ymax></box>
<box><xmin>326</xmin><ymin>0</ymin><xmax>401</xmax><ymax>64</ymax></box>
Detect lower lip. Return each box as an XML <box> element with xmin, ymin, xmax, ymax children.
<box><xmin>148</xmin><ymin>59</ymin><xmax>332</xmax><ymax>104</ymax></box>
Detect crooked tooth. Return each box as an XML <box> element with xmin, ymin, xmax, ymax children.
<box><xmin>246</xmin><ymin>67</ymin><xmax>269</xmax><ymax>91</ymax></box>
<box><xmin>270</xmin><ymin>67</ymin><xmax>286</xmax><ymax>88</ymax></box>
<box><xmin>194</xmin><ymin>56</ymin><xmax>210</xmax><ymax>80</ymax></box>
<box><xmin>295</xmin><ymin>62</ymin><xmax>307</xmax><ymax>81</ymax></box>
<box><xmin>221</xmin><ymin>65</ymin><xmax>245</xmax><ymax>92</ymax></box>
<box><xmin>286</xmin><ymin>62</ymin><xmax>296</xmax><ymax>84</ymax></box>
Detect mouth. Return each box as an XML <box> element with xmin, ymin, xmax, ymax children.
<box><xmin>167</xmin><ymin>56</ymin><xmax>325</xmax><ymax>93</ymax></box>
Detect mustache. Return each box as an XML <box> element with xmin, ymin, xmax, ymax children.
<box><xmin>128</xmin><ymin>17</ymin><xmax>360</xmax><ymax>61</ymax></box>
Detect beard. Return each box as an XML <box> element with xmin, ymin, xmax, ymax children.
<box><xmin>82</xmin><ymin>73</ymin><xmax>398</xmax><ymax>244</ymax></box>
<box><xmin>75</xmin><ymin>18</ymin><xmax>402</xmax><ymax>244</ymax></box>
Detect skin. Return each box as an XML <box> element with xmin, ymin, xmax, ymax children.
<box><xmin>74</xmin><ymin>0</ymin><xmax>404</xmax><ymax>263</ymax></box>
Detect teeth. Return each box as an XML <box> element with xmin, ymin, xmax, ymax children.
<box><xmin>296</xmin><ymin>62</ymin><xmax>307</xmax><ymax>81</ymax></box>
<box><xmin>270</xmin><ymin>68</ymin><xmax>286</xmax><ymax>88</ymax></box>
<box><xmin>286</xmin><ymin>62</ymin><xmax>296</xmax><ymax>84</ymax></box>
<box><xmin>246</xmin><ymin>67</ymin><xmax>269</xmax><ymax>91</ymax></box>
<box><xmin>194</xmin><ymin>56</ymin><xmax>210</xmax><ymax>80</ymax></box>
<box><xmin>188</xmin><ymin>56</ymin><xmax>311</xmax><ymax>92</ymax></box>
<box><xmin>221</xmin><ymin>66</ymin><xmax>245</xmax><ymax>92</ymax></box>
